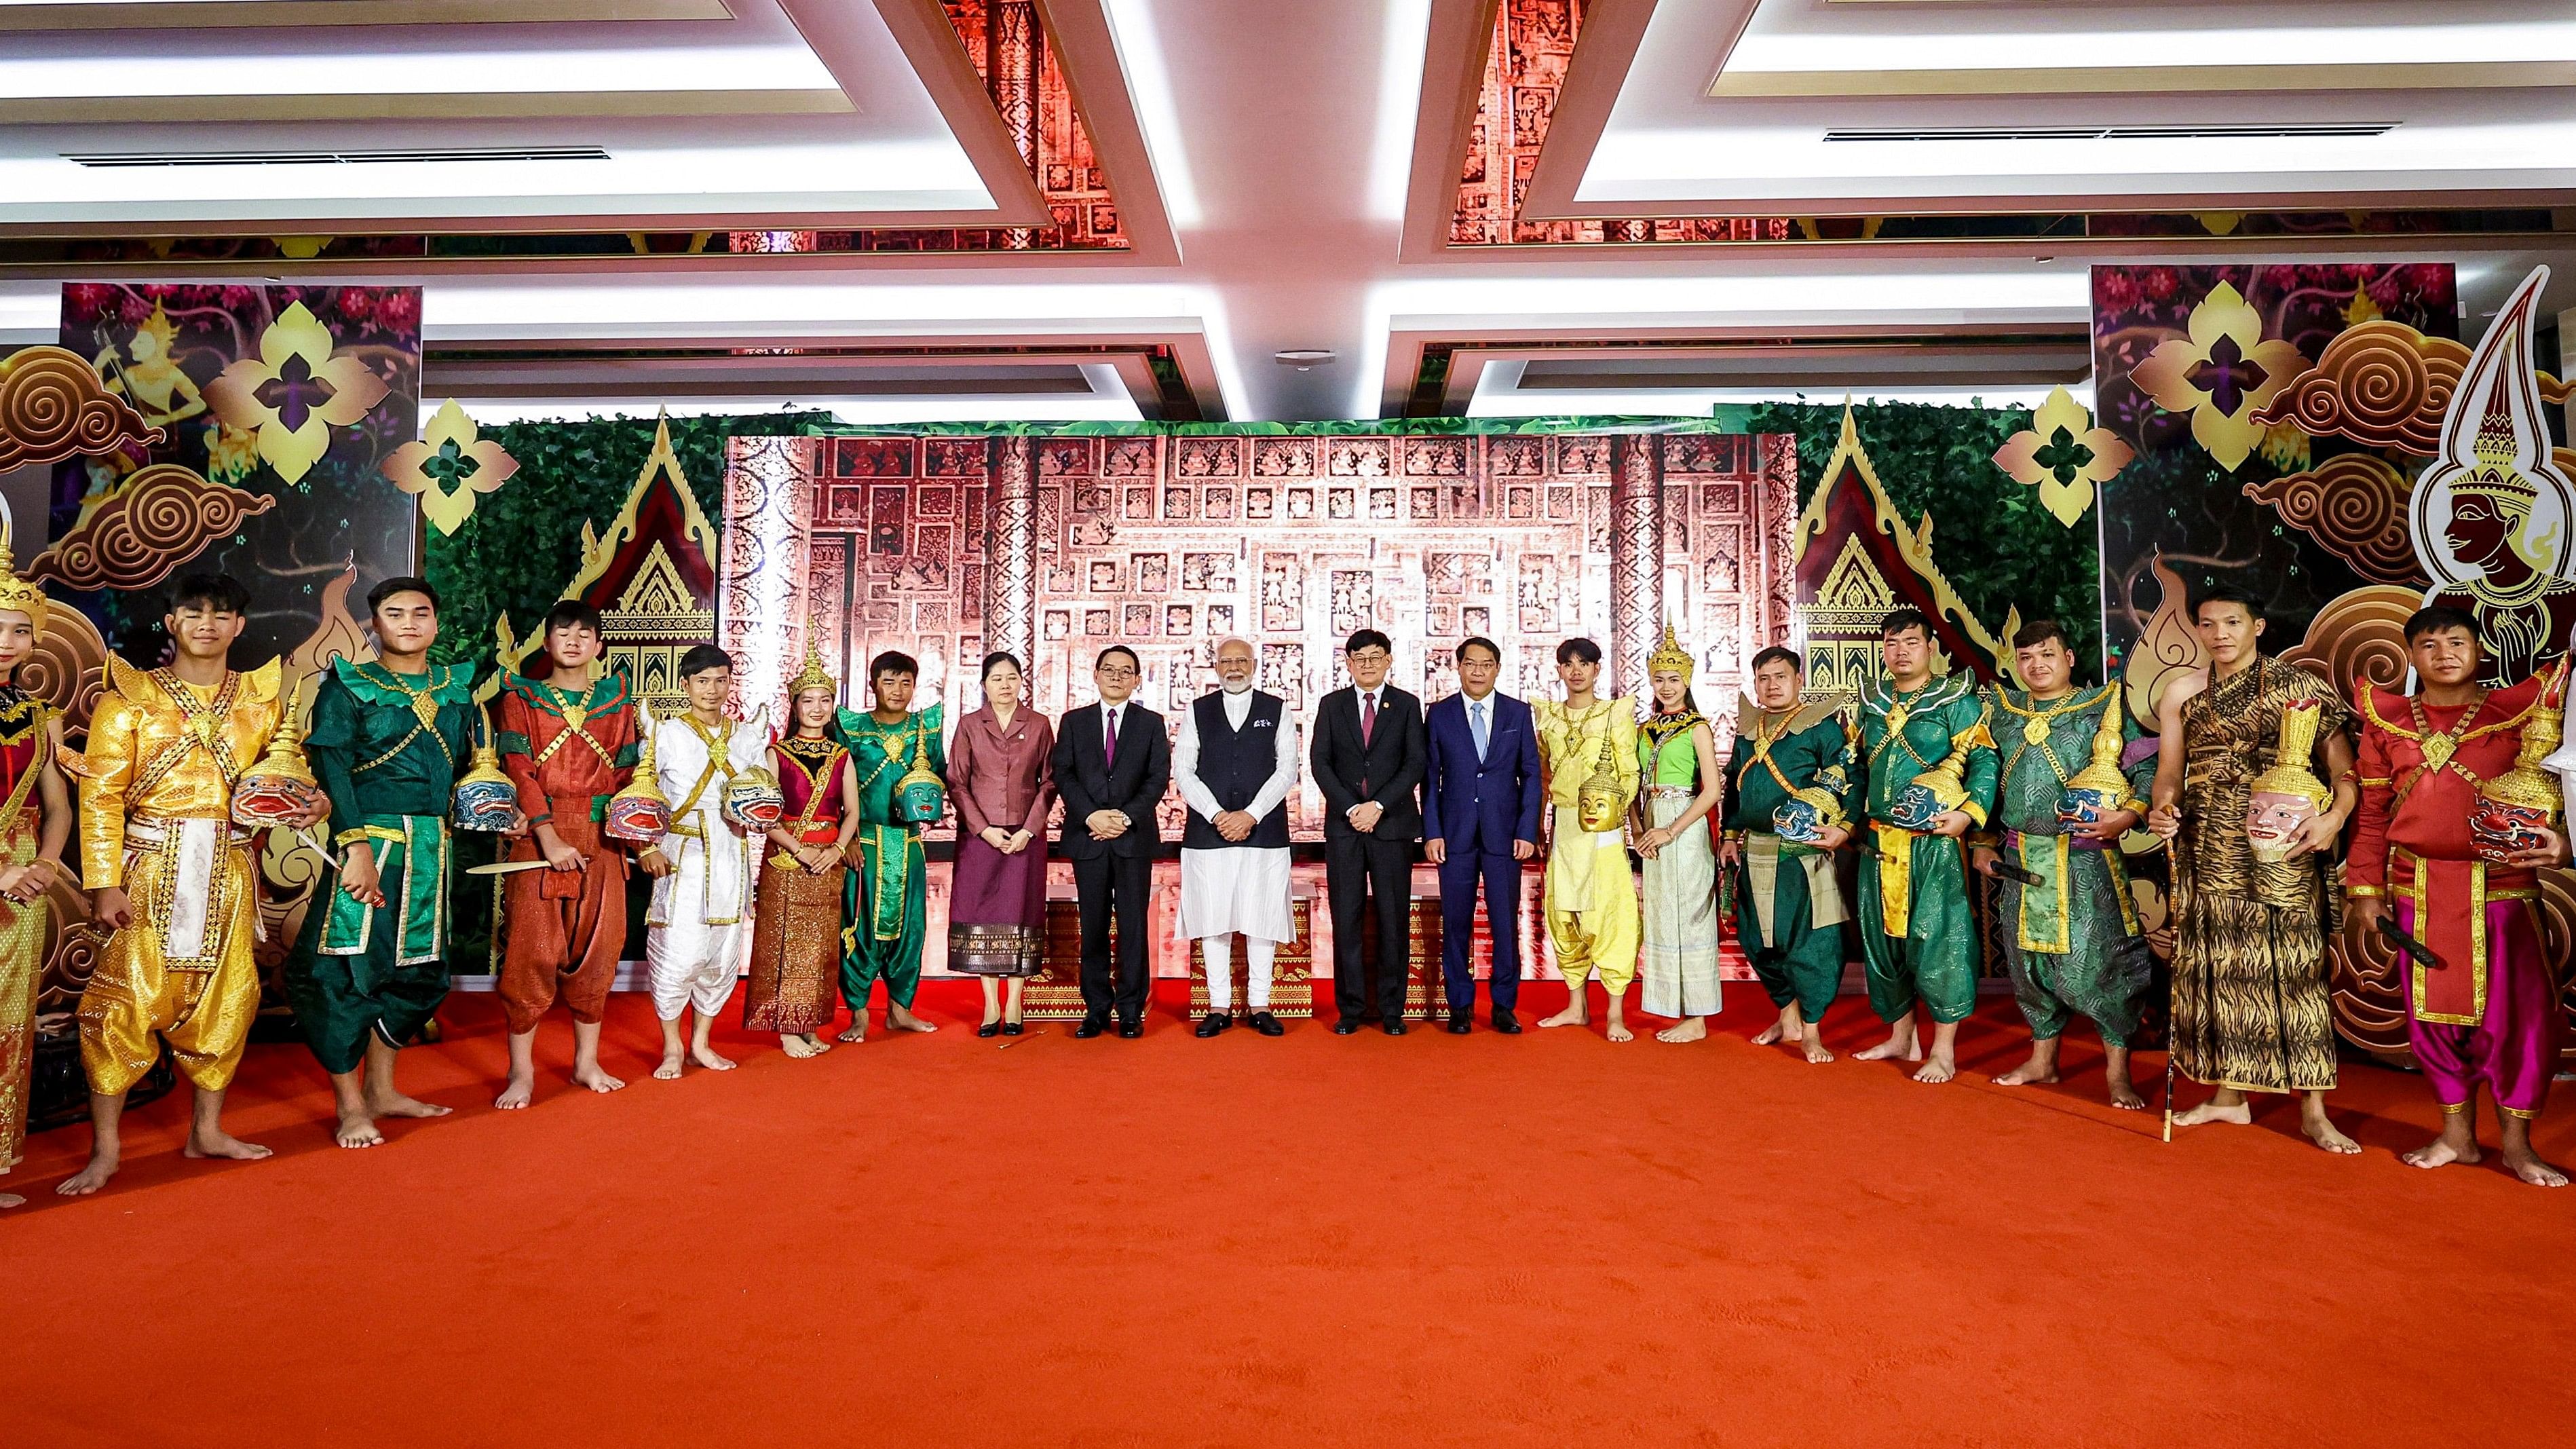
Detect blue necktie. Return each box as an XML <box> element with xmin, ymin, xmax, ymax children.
<box><xmin>1471</xmin><ymin>700</ymin><xmax>1488</xmax><ymax>761</ymax></box>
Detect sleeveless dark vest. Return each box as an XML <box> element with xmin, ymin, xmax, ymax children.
<box><xmin>1183</xmin><ymin>690</ymin><xmax>1291</xmax><ymax>850</ymax></box>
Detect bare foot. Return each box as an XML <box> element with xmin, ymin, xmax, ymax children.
<box><xmin>2503</xmin><ymin>1146</ymin><xmax>2570</xmax><ymax>1187</ymax></box>
<box><xmin>1911</xmin><ymin>1050</ymin><xmax>1957</xmax><ymax>1085</ymax></box>
<box><xmin>781</xmin><ymin>1032</ymin><xmax>822</xmax><ymax>1059</ymax></box>
<box><xmin>495</xmin><ymin>1073</ymin><xmax>535</xmax><ymax>1110</ymax></box>
<box><xmin>2173</xmin><ymin>1099</ymin><xmax>2253</xmax><ymax>1128</ymax></box>
<box><xmin>2402</xmin><ymin>1135</ymin><xmax>2480</xmax><ymax>1169</ymax></box>
<box><xmin>184</xmin><ymin>1129</ymin><xmax>273</xmax><ymax>1163</ymax></box>
<box><xmin>2302</xmin><ymin>1114</ymin><xmax>2362</xmax><ymax>1155</ymax></box>
<box><xmin>1606</xmin><ymin>1010</ymin><xmax>1634</xmax><ymax>1043</ymax></box>
<box><xmin>653</xmin><ymin>1050</ymin><xmax>685</xmax><ymax>1081</ymax></box>
<box><xmin>690</xmin><ymin>1046</ymin><xmax>736</xmax><ymax>1072</ymax></box>
<box><xmin>571</xmin><ymin>1064</ymin><xmax>626</xmax><ymax>1093</ymax></box>
<box><xmin>1801</xmin><ymin>1032</ymin><xmax>1835</xmax><ymax>1065</ymax></box>
<box><xmin>364</xmin><ymin>1091</ymin><xmax>451</xmax><ymax>1121</ymax></box>
<box><xmin>1750</xmin><ymin>1020</ymin><xmax>1785</xmax><ymax>1047</ymax></box>
<box><xmin>1536</xmin><ymin>1004</ymin><xmax>1588</xmax><ymax>1029</ymax></box>
<box><xmin>1855</xmin><ymin>1028</ymin><xmax>1920</xmax><ymax>1063</ymax></box>
<box><xmin>1654</xmin><ymin>1017</ymin><xmax>1707</xmax><ymax>1043</ymax></box>
<box><xmin>335</xmin><ymin>1111</ymin><xmax>383</xmax><ymax>1149</ymax></box>
<box><xmin>2106</xmin><ymin>1076</ymin><xmax>2147</xmax><ymax>1111</ymax></box>
<box><xmin>838</xmin><ymin>1023</ymin><xmax>869</xmax><ymax>1043</ymax></box>
<box><xmin>1992</xmin><ymin>1055</ymin><xmax>2060</xmax><ymax>1087</ymax></box>
<box><xmin>887</xmin><ymin>1005</ymin><xmax>938</xmax><ymax>1034</ymax></box>
<box><xmin>56</xmin><ymin>1152</ymin><xmax>117</xmax><ymax>1196</ymax></box>
<box><xmin>0</xmin><ymin>1191</ymin><xmax>21</xmax><ymax>1209</ymax></box>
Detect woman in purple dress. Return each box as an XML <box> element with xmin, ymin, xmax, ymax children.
<box><xmin>946</xmin><ymin>652</ymin><xmax>1057</xmax><ymax>1036</ymax></box>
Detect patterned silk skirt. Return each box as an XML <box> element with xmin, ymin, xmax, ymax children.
<box><xmin>0</xmin><ymin>821</ymin><xmax>43</xmax><ymax>1178</ymax></box>
<box><xmin>2170</xmin><ymin>889</ymin><xmax>2336</xmax><ymax>1093</ymax></box>
<box><xmin>946</xmin><ymin>835</ymin><xmax>1046</xmax><ymax>977</ymax></box>
<box><xmin>1639</xmin><ymin>792</ymin><xmax>1722</xmax><ymax>1018</ymax></box>
<box><xmin>745</xmin><ymin>860</ymin><xmax>846</xmax><ymax>1034</ymax></box>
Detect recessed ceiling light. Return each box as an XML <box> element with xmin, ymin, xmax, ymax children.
<box><xmin>1275</xmin><ymin>348</ymin><xmax>1336</xmax><ymax>371</ymax></box>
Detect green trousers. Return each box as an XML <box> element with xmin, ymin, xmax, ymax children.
<box><xmin>1855</xmin><ymin>828</ymin><xmax>1978</xmax><ymax>1025</ymax></box>
<box><xmin>841</xmin><ymin>824</ymin><xmax>926</xmax><ymax>1011</ymax></box>
<box><xmin>1731</xmin><ymin>843</ymin><xmax>1842</xmax><ymax>1025</ymax></box>
<box><xmin>1996</xmin><ymin>843</ymin><xmax>2147</xmax><ymax>1046</ymax></box>
<box><xmin>284</xmin><ymin>816</ymin><xmax>451</xmax><ymax>1075</ymax></box>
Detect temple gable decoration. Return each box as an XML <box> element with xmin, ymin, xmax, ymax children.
<box><xmin>488</xmin><ymin>413</ymin><xmax>719</xmax><ymax>715</ymax></box>
<box><xmin>1792</xmin><ymin>405</ymin><xmax>2017</xmax><ymax>706</ymax></box>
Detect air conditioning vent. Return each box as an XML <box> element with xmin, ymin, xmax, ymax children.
<box><xmin>65</xmin><ymin>145</ymin><xmax>612</xmax><ymax>168</ymax></box>
<box><xmin>1823</xmin><ymin>123</ymin><xmax>2395</xmax><ymax>143</ymax></box>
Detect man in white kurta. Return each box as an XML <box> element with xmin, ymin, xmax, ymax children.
<box><xmin>638</xmin><ymin>658</ymin><xmax>770</xmax><ymax>1078</ymax></box>
<box><xmin>1175</xmin><ymin>638</ymin><xmax>1299</xmax><ymax>1038</ymax></box>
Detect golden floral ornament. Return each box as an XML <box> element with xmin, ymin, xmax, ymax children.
<box><xmin>1990</xmin><ymin>386</ymin><xmax>2133</xmax><ymax>527</ymax></box>
<box><xmin>2130</xmin><ymin>280</ymin><xmax>2308</xmax><ymax>471</ymax></box>
<box><xmin>383</xmin><ymin>399</ymin><xmax>519</xmax><ymax>535</ymax></box>
<box><xmin>204</xmin><ymin>301</ymin><xmax>390</xmax><ymax>484</ymax></box>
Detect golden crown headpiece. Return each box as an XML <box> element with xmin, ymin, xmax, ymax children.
<box><xmin>2456</xmin><ymin>376</ymin><xmax>2543</xmax><ymax>514</ymax></box>
<box><xmin>785</xmin><ymin>633</ymin><xmax>837</xmax><ymax>700</ymax></box>
<box><xmin>1646</xmin><ymin>620</ymin><xmax>1693</xmax><ymax>681</ymax></box>
<box><xmin>0</xmin><ymin>498</ymin><xmax>49</xmax><ymax>631</ymax></box>
<box><xmin>136</xmin><ymin>299</ymin><xmax>179</xmax><ymax>348</ymax></box>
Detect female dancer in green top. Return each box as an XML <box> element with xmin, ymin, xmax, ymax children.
<box><xmin>1631</xmin><ymin>626</ymin><xmax>1727</xmax><ymax>1042</ymax></box>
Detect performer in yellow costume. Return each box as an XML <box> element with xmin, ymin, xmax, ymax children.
<box><xmin>1532</xmin><ymin>638</ymin><xmax>1643</xmax><ymax>1041</ymax></box>
<box><xmin>59</xmin><ymin>572</ymin><xmax>321</xmax><ymax>1197</ymax></box>
<box><xmin>0</xmin><ymin>515</ymin><xmax>74</xmax><ymax>1211</ymax></box>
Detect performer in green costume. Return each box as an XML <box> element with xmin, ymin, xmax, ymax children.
<box><xmin>833</xmin><ymin>650</ymin><xmax>945</xmax><ymax>1041</ymax></box>
<box><xmin>1721</xmin><ymin>644</ymin><xmax>1854</xmax><ymax>1064</ymax></box>
<box><xmin>1971</xmin><ymin>619</ymin><xmax>2157</xmax><ymax>1108</ymax></box>
<box><xmin>285</xmin><ymin>578</ymin><xmax>479</xmax><ymax>1149</ymax></box>
<box><xmin>1843</xmin><ymin>608</ymin><xmax>1998</xmax><ymax>1084</ymax></box>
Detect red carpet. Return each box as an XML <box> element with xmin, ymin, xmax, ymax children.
<box><xmin>6</xmin><ymin>983</ymin><xmax>2571</xmax><ymax>1448</ymax></box>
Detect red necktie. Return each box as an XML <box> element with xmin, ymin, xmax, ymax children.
<box><xmin>1361</xmin><ymin>691</ymin><xmax>1377</xmax><ymax>747</ymax></box>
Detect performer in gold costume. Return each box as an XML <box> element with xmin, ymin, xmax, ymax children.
<box><xmin>0</xmin><ymin>517</ymin><xmax>74</xmax><ymax>1211</ymax></box>
<box><xmin>1532</xmin><ymin>638</ymin><xmax>1642</xmax><ymax>1041</ymax></box>
<box><xmin>60</xmin><ymin>573</ymin><xmax>324</xmax><ymax>1197</ymax></box>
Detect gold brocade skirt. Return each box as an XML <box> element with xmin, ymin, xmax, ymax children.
<box><xmin>77</xmin><ymin>822</ymin><xmax>261</xmax><ymax>1097</ymax></box>
<box><xmin>0</xmin><ymin>823</ymin><xmax>44</xmax><ymax>1177</ymax></box>
<box><xmin>745</xmin><ymin>861</ymin><xmax>846</xmax><ymax>1034</ymax></box>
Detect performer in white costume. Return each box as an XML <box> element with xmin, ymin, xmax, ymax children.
<box><xmin>1175</xmin><ymin>637</ymin><xmax>1299</xmax><ymax>1038</ymax></box>
<box><xmin>639</xmin><ymin>646</ymin><xmax>770</xmax><ymax>1079</ymax></box>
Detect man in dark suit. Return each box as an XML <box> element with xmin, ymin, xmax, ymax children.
<box><xmin>1421</xmin><ymin>635</ymin><xmax>1542</xmax><ymax>1034</ymax></box>
<box><xmin>1050</xmin><ymin>645</ymin><xmax>1170</xmax><ymax>1038</ymax></box>
<box><xmin>1310</xmin><ymin>628</ymin><xmax>1428</xmax><ymax>1035</ymax></box>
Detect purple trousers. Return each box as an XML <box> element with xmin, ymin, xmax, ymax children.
<box><xmin>2400</xmin><ymin>897</ymin><xmax>2559</xmax><ymax>1117</ymax></box>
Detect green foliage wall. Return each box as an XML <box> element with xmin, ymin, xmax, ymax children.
<box><xmin>1737</xmin><ymin>400</ymin><xmax>2105</xmax><ymax>677</ymax></box>
<box><xmin>421</xmin><ymin>411</ymin><xmax>835</xmax><ymax>673</ymax></box>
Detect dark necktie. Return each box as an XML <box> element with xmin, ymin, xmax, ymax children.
<box><xmin>1359</xmin><ymin>692</ymin><xmax>1376</xmax><ymax>794</ymax></box>
<box><xmin>1103</xmin><ymin>706</ymin><xmax>1119</xmax><ymax>771</ymax></box>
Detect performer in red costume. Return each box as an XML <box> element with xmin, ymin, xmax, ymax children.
<box><xmin>2346</xmin><ymin>606</ymin><xmax>2571</xmax><ymax>1187</ymax></box>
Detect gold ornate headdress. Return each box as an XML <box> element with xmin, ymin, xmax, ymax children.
<box><xmin>1646</xmin><ymin>620</ymin><xmax>1692</xmax><ymax>680</ymax></box>
<box><xmin>2479</xmin><ymin>660</ymin><xmax>2568</xmax><ymax>814</ymax></box>
<box><xmin>0</xmin><ymin>497</ymin><xmax>48</xmax><ymax>631</ymax></box>
<box><xmin>2249</xmin><ymin>700</ymin><xmax>2333</xmax><ymax>809</ymax></box>
<box><xmin>2455</xmin><ymin>376</ymin><xmax>2542</xmax><ymax>516</ymax></box>
<box><xmin>786</xmin><ymin>634</ymin><xmax>837</xmax><ymax>699</ymax></box>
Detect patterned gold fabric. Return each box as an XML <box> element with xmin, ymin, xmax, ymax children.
<box><xmin>0</xmin><ymin>821</ymin><xmax>41</xmax><ymax>1176</ymax></box>
<box><xmin>72</xmin><ymin>659</ymin><xmax>288</xmax><ymax>1095</ymax></box>
<box><xmin>2171</xmin><ymin>655</ymin><xmax>2350</xmax><ymax>1092</ymax></box>
<box><xmin>746</xmin><ymin>860</ymin><xmax>844</xmax><ymax>1035</ymax></box>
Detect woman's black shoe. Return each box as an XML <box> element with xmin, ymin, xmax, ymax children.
<box><xmin>976</xmin><ymin>1020</ymin><xmax>1002</xmax><ymax>1038</ymax></box>
<box><xmin>1002</xmin><ymin>1021</ymin><xmax>1025</xmax><ymax>1036</ymax></box>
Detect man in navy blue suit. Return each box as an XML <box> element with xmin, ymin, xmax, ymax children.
<box><xmin>1422</xmin><ymin>636</ymin><xmax>1542</xmax><ymax>1034</ymax></box>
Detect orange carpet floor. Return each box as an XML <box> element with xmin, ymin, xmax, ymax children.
<box><xmin>6</xmin><ymin>983</ymin><xmax>2573</xmax><ymax>1449</ymax></box>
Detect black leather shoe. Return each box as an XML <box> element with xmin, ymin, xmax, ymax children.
<box><xmin>1074</xmin><ymin>1015</ymin><xmax>1107</xmax><ymax>1039</ymax></box>
<box><xmin>1332</xmin><ymin>1017</ymin><xmax>1361</xmax><ymax>1035</ymax></box>
<box><xmin>1116</xmin><ymin>1018</ymin><xmax>1143</xmax><ymax>1038</ymax></box>
<box><xmin>1248</xmin><ymin>1011</ymin><xmax>1283</xmax><ymax>1037</ymax></box>
<box><xmin>1001</xmin><ymin>1020</ymin><xmax>1024</xmax><ymax>1036</ymax></box>
<box><xmin>976</xmin><ymin>1020</ymin><xmax>1001</xmax><ymax>1038</ymax></box>
<box><xmin>1382</xmin><ymin>1018</ymin><xmax>1408</xmax><ymax>1036</ymax></box>
<box><xmin>1492</xmin><ymin>1009</ymin><xmax>1521</xmax><ymax>1034</ymax></box>
<box><xmin>1195</xmin><ymin>1013</ymin><xmax>1231</xmax><ymax>1038</ymax></box>
<box><xmin>1444</xmin><ymin>1011</ymin><xmax>1471</xmax><ymax>1035</ymax></box>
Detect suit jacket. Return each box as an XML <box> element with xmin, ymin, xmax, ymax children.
<box><xmin>1051</xmin><ymin>700</ymin><xmax>1170</xmax><ymax>860</ymax></box>
<box><xmin>1422</xmin><ymin>690</ymin><xmax>1542</xmax><ymax>855</ymax></box>
<box><xmin>1310</xmin><ymin>683</ymin><xmax>1426</xmax><ymax>841</ymax></box>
